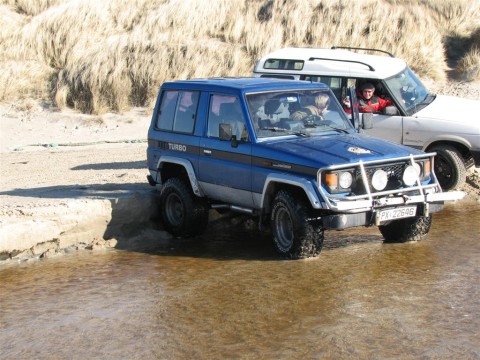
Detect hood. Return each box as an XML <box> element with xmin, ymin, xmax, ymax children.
<box><xmin>415</xmin><ymin>95</ymin><xmax>480</xmax><ymax>127</ymax></box>
<box><xmin>259</xmin><ymin>133</ymin><xmax>424</xmax><ymax>168</ymax></box>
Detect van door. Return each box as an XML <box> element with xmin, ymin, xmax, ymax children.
<box><xmin>364</xmin><ymin>114</ymin><xmax>403</xmax><ymax>144</ymax></box>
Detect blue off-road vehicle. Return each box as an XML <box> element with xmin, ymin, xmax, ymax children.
<box><xmin>147</xmin><ymin>77</ymin><xmax>463</xmax><ymax>259</ymax></box>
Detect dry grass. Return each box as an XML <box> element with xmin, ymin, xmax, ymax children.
<box><xmin>1</xmin><ymin>0</ymin><xmax>479</xmax><ymax>113</ymax></box>
<box><xmin>457</xmin><ymin>47</ymin><xmax>480</xmax><ymax>81</ymax></box>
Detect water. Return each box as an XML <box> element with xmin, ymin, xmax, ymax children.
<box><xmin>1</xmin><ymin>202</ymin><xmax>479</xmax><ymax>359</ymax></box>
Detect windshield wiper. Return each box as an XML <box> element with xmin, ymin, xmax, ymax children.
<box><xmin>320</xmin><ymin>124</ymin><xmax>349</xmax><ymax>133</ymax></box>
<box><xmin>259</xmin><ymin>126</ymin><xmax>310</xmax><ymax>137</ymax></box>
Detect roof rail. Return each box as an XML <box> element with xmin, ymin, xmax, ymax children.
<box><xmin>331</xmin><ymin>46</ymin><xmax>395</xmax><ymax>58</ymax></box>
<box><xmin>308</xmin><ymin>57</ymin><xmax>375</xmax><ymax>72</ymax></box>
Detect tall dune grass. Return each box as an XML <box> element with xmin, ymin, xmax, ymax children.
<box><xmin>457</xmin><ymin>47</ymin><xmax>480</xmax><ymax>81</ymax></box>
<box><xmin>1</xmin><ymin>0</ymin><xmax>479</xmax><ymax>113</ymax></box>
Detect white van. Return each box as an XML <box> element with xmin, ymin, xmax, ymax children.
<box><xmin>253</xmin><ymin>47</ymin><xmax>480</xmax><ymax>190</ymax></box>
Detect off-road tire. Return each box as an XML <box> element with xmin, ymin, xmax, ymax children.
<box><xmin>270</xmin><ymin>190</ymin><xmax>324</xmax><ymax>259</ymax></box>
<box><xmin>160</xmin><ymin>177</ymin><xmax>209</xmax><ymax>238</ymax></box>
<box><xmin>379</xmin><ymin>215</ymin><xmax>432</xmax><ymax>243</ymax></box>
<box><xmin>430</xmin><ymin>145</ymin><xmax>466</xmax><ymax>190</ymax></box>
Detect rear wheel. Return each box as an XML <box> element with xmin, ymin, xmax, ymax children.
<box><xmin>160</xmin><ymin>177</ymin><xmax>209</xmax><ymax>237</ymax></box>
<box><xmin>430</xmin><ymin>145</ymin><xmax>466</xmax><ymax>190</ymax></box>
<box><xmin>379</xmin><ymin>215</ymin><xmax>432</xmax><ymax>243</ymax></box>
<box><xmin>270</xmin><ymin>190</ymin><xmax>324</xmax><ymax>259</ymax></box>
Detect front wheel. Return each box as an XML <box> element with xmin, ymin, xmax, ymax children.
<box><xmin>159</xmin><ymin>177</ymin><xmax>209</xmax><ymax>238</ymax></box>
<box><xmin>270</xmin><ymin>190</ymin><xmax>324</xmax><ymax>259</ymax></box>
<box><xmin>430</xmin><ymin>145</ymin><xmax>466</xmax><ymax>190</ymax></box>
<box><xmin>379</xmin><ymin>215</ymin><xmax>432</xmax><ymax>243</ymax></box>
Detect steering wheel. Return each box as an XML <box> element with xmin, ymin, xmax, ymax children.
<box><xmin>401</xmin><ymin>85</ymin><xmax>418</xmax><ymax>106</ymax></box>
<box><xmin>303</xmin><ymin>114</ymin><xmax>324</xmax><ymax>127</ymax></box>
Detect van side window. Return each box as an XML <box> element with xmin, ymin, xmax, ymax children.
<box><xmin>260</xmin><ymin>74</ymin><xmax>295</xmax><ymax>80</ymax></box>
<box><xmin>264</xmin><ymin>59</ymin><xmax>304</xmax><ymax>70</ymax></box>
<box><xmin>156</xmin><ymin>90</ymin><xmax>199</xmax><ymax>133</ymax></box>
<box><xmin>301</xmin><ymin>75</ymin><xmax>344</xmax><ymax>101</ymax></box>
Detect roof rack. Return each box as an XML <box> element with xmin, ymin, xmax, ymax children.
<box><xmin>308</xmin><ymin>57</ymin><xmax>375</xmax><ymax>72</ymax></box>
<box><xmin>331</xmin><ymin>46</ymin><xmax>395</xmax><ymax>58</ymax></box>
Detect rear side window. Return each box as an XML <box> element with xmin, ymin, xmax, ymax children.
<box><xmin>301</xmin><ymin>75</ymin><xmax>344</xmax><ymax>100</ymax></box>
<box><xmin>156</xmin><ymin>90</ymin><xmax>199</xmax><ymax>133</ymax></box>
<box><xmin>156</xmin><ymin>91</ymin><xmax>178</xmax><ymax>130</ymax></box>
<box><xmin>264</xmin><ymin>59</ymin><xmax>304</xmax><ymax>70</ymax></box>
<box><xmin>260</xmin><ymin>74</ymin><xmax>295</xmax><ymax>80</ymax></box>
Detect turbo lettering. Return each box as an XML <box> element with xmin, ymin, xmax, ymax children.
<box><xmin>168</xmin><ymin>143</ymin><xmax>187</xmax><ymax>152</ymax></box>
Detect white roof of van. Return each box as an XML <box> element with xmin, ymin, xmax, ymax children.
<box><xmin>255</xmin><ymin>47</ymin><xmax>407</xmax><ymax>79</ymax></box>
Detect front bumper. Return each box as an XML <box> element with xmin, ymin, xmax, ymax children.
<box><xmin>327</xmin><ymin>190</ymin><xmax>465</xmax><ymax>213</ymax></box>
<box><xmin>322</xmin><ymin>201</ymin><xmax>446</xmax><ymax>230</ymax></box>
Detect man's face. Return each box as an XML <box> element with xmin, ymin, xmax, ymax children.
<box><xmin>362</xmin><ymin>88</ymin><xmax>374</xmax><ymax>100</ymax></box>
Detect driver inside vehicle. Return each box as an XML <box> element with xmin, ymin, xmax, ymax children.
<box><xmin>290</xmin><ymin>92</ymin><xmax>330</xmax><ymax>121</ymax></box>
<box><xmin>343</xmin><ymin>82</ymin><xmax>397</xmax><ymax>114</ymax></box>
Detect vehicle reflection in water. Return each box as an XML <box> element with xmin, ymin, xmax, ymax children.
<box><xmin>1</xmin><ymin>202</ymin><xmax>479</xmax><ymax>359</ymax></box>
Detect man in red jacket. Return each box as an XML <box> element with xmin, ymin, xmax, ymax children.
<box><xmin>343</xmin><ymin>83</ymin><xmax>395</xmax><ymax>113</ymax></box>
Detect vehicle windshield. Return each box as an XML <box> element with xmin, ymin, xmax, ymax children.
<box><xmin>384</xmin><ymin>67</ymin><xmax>431</xmax><ymax>113</ymax></box>
<box><xmin>245</xmin><ymin>89</ymin><xmax>353</xmax><ymax>139</ymax></box>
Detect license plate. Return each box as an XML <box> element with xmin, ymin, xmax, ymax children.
<box><xmin>376</xmin><ymin>206</ymin><xmax>417</xmax><ymax>223</ymax></box>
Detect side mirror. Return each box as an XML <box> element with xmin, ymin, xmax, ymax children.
<box><xmin>383</xmin><ymin>106</ymin><xmax>399</xmax><ymax>115</ymax></box>
<box><xmin>219</xmin><ymin>123</ymin><xmax>238</xmax><ymax>148</ymax></box>
<box><xmin>362</xmin><ymin>113</ymin><xmax>373</xmax><ymax>129</ymax></box>
<box><xmin>219</xmin><ymin>123</ymin><xmax>232</xmax><ymax>140</ymax></box>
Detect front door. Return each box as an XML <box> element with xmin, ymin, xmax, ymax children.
<box><xmin>197</xmin><ymin>94</ymin><xmax>253</xmax><ymax>208</ymax></box>
<box><xmin>364</xmin><ymin>114</ymin><xmax>404</xmax><ymax>144</ymax></box>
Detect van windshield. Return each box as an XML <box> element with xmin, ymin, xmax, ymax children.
<box><xmin>246</xmin><ymin>89</ymin><xmax>353</xmax><ymax>139</ymax></box>
<box><xmin>384</xmin><ymin>67</ymin><xmax>431</xmax><ymax>114</ymax></box>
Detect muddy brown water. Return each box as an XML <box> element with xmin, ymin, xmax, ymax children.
<box><xmin>1</xmin><ymin>202</ymin><xmax>479</xmax><ymax>359</ymax></box>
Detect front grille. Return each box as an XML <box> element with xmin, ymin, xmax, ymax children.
<box><xmin>353</xmin><ymin>162</ymin><xmax>408</xmax><ymax>195</ymax></box>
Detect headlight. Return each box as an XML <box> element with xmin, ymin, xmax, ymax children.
<box><xmin>323</xmin><ymin>170</ymin><xmax>354</xmax><ymax>193</ymax></box>
<box><xmin>371</xmin><ymin>169</ymin><xmax>388</xmax><ymax>191</ymax></box>
<box><xmin>339</xmin><ymin>172</ymin><xmax>353</xmax><ymax>189</ymax></box>
<box><xmin>403</xmin><ymin>165</ymin><xmax>418</xmax><ymax>186</ymax></box>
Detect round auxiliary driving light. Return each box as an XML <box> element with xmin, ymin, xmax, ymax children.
<box><xmin>339</xmin><ymin>172</ymin><xmax>353</xmax><ymax>189</ymax></box>
<box><xmin>403</xmin><ymin>165</ymin><xmax>418</xmax><ymax>186</ymax></box>
<box><xmin>371</xmin><ymin>169</ymin><xmax>388</xmax><ymax>191</ymax></box>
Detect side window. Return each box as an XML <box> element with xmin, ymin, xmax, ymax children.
<box><xmin>156</xmin><ymin>90</ymin><xmax>178</xmax><ymax>130</ymax></box>
<box><xmin>155</xmin><ymin>90</ymin><xmax>199</xmax><ymax>133</ymax></box>
<box><xmin>207</xmin><ymin>95</ymin><xmax>248</xmax><ymax>141</ymax></box>
<box><xmin>260</xmin><ymin>74</ymin><xmax>295</xmax><ymax>80</ymax></box>
<box><xmin>301</xmin><ymin>75</ymin><xmax>344</xmax><ymax>101</ymax></box>
<box><xmin>173</xmin><ymin>91</ymin><xmax>199</xmax><ymax>133</ymax></box>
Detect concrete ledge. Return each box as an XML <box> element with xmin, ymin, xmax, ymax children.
<box><xmin>0</xmin><ymin>191</ymin><xmax>162</xmax><ymax>263</ymax></box>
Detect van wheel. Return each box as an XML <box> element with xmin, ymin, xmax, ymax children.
<box><xmin>270</xmin><ymin>190</ymin><xmax>324</xmax><ymax>259</ymax></box>
<box><xmin>160</xmin><ymin>177</ymin><xmax>209</xmax><ymax>237</ymax></box>
<box><xmin>430</xmin><ymin>145</ymin><xmax>466</xmax><ymax>190</ymax></box>
<box><xmin>379</xmin><ymin>215</ymin><xmax>432</xmax><ymax>243</ymax></box>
